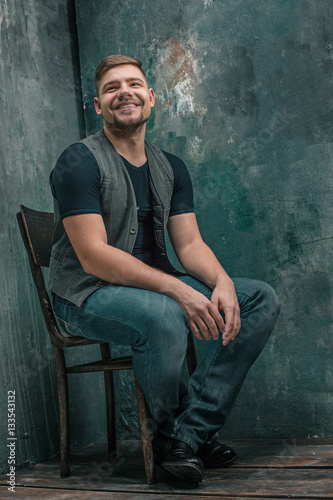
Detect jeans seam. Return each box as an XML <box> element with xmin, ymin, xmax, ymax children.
<box><xmin>168</xmin><ymin>338</ymin><xmax>223</xmax><ymax>445</ymax></box>
<box><xmin>77</xmin><ymin>307</ymin><xmax>144</xmax><ymax>338</ymax></box>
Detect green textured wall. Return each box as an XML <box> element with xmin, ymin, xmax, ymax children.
<box><xmin>75</xmin><ymin>0</ymin><xmax>333</xmax><ymax>440</ymax></box>
<box><xmin>0</xmin><ymin>0</ymin><xmax>103</xmax><ymax>475</ymax></box>
<box><xmin>2</xmin><ymin>0</ymin><xmax>332</xmax><ymax>477</ymax></box>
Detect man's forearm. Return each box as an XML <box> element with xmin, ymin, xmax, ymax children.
<box><xmin>176</xmin><ymin>239</ymin><xmax>233</xmax><ymax>290</ymax></box>
<box><xmin>83</xmin><ymin>242</ymin><xmax>188</xmax><ymax>300</ymax></box>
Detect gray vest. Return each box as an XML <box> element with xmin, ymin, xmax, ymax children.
<box><xmin>48</xmin><ymin>130</ymin><xmax>183</xmax><ymax>307</ymax></box>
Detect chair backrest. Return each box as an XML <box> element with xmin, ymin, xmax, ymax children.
<box><xmin>17</xmin><ymin>204</ymin><xmax>95</xmax><ymax>348</ymax></box>
<box><xmin>18</xmin><ymin>205</ymin><xmax>54</xmax><ymax>266</ymax></box>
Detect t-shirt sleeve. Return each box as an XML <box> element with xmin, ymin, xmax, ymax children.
<box><xmin>162</xmin><ymin>151</ymin><xmax>195</xmax><ymax>217</ymax></box>
<box><xmin>50</xmin><ymin>143</ymin><xmax>102</xmax><ymax>220</ymax></box>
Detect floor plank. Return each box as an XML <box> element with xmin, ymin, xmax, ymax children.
<box><xmin>0</xmin><ymin>440</ymin><xmax>332</xmax><ymax>499</ymax></box>
<box><xmin>9</xmin><ymin>467</ymin><xmax>333</xmax><ymax>497</ymax></box>
<box><xmin>0</xmin><ymin>486</ymin><xmax>266</xmax><ymax>500</ymax></box>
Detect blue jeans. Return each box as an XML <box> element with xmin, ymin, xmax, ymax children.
<box><xmin>52</xmin><ymin>275</ymin><xmax>280</xmax><ymax>452</ymax></box>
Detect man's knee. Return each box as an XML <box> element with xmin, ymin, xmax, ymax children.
<box><xmin>245</xmin><ymin>280</ymin><xmax>280</xmax><ymax>341</ymax></box>
<box><xmin>257</xmin><ymin>280</ymin><xmax>280</xmax><ymax>324</ymax></box>
<box><xmin>235</xmin><ymin>278</ymin><xmax>279</xmax><ymax>315</ymax></box>
<box><xmin>234</xmin><ymin>278</ymin><xmax>280</xmax><ymax>338</ymax></box>
<box><xmin>251</xmin><ymin>278</ymin><xmax>279</xmax><ymax>308</ymax></box>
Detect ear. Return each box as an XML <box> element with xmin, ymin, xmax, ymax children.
<box><xmin>94</xmin><ymin>97</ymin><xmax>102</xmax><ymax>116</ymax></box>
<box><xmin>149</xmin><ymin>88</ymin><xmax>155</xmax><ymax>108</ymax></box>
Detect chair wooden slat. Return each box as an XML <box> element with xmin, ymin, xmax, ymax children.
<box><xmin>20</xmin><ymin>204</ymin><xmax>54</xmax><ymax>267</ymax></box>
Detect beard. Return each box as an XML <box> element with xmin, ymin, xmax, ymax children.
<box><xmin>106</xmin><ymin>109</ymin><xmax>150</xmax><ymax>134</ymax></box>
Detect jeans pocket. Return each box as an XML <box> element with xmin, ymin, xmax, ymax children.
<box><xmin>57</xmin><ymin>317</ymin><xmax>88</xmax><ymax>338</ymax></box>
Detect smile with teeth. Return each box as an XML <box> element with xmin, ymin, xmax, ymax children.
<box><xmin>117</xmin><ymin>104</ymin><xmax>137</xmax><ymax>110</ymax></box>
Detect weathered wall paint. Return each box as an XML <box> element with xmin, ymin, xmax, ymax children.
<box><xmin>75</xmin><ymin>0</ymin><xmax>333</xmax><ymax>440</ymax></box>
<box><xmin>2</xmin><ymin>0</ymin><xmax>331</xmax><ymax>476</ymax></box>
<box><xmin>0</xmin><ymin>0</ymin><xmax>104</xmax><ymax>475</ymax></box>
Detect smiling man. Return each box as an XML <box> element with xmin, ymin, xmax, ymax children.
<box><xmin>49</xmin><ymin>55</ymin><xmax>280</xmax><ymax>484</ymax></box>
<box><xmin>95</xmin><ymin>64</ymin><xmax>154</xmax><ymax>133</ymax></box>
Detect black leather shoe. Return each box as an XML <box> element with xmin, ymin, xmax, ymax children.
<box><xmin>153</xmin><ymin>434</ymin><xmax>204</xmax><ymax>483</ymax></box>
<box><xmin>196</xmin><ymin>439</ymin><xmax>238</xmax><ymax>468</ymax></box>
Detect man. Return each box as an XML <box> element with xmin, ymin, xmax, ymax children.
<box><xmin>49</xmin><ymin>55</ymin><xmax>280</xmax><ymax>484</ymax></box>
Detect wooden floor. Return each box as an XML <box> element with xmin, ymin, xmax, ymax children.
<box><xmin>1</xmin><ymin>439</ymin><xmax>333</xmax><ymax>499</ymax></box>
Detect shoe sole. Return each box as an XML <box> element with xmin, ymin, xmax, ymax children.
<box><xmin>160</xmin><ymin>461</ymin><xmax>204</xmax><ymax>483</ymax></box>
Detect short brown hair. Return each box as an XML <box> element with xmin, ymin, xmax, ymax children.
<box><xmin>95</xmin><ymin>55</ymin><xmax>147</xmax><ymax>96</ymax></box>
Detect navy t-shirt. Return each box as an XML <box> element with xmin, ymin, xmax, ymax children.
<box><xmin>50</xmin><ymin>143</ymin><xmax>194</xmax><ymax>264</ymax></box>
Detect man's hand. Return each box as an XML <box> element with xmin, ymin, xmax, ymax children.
<box><xmin>210</xmin><ymin>280</ymin><xmax>241</xmax><ymax>346</ymax></box>
<box><xmin>173</xmin><ymin>281</ymin><xmax>240</xmax><ymax>345</ymax></box>
<box><xmin>174</xmin><ymin>286</ymin><xmax>225</xmax><ymax>341</ymax></box>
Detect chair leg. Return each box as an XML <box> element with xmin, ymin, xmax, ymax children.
<box><xmin>100</xmin><ymin>343</ymin><xmax>117</xmax><ymax>460</ymax></box>
<box><xmin>133</xmin><ymin>373</ymin><xmax>155</xmax><ymax>484</ymax></box>
<box><xmin>186</xmin><ymin>333</ymin><xmax>197</xmax><ymax>377</ymax></box>
<box><xmin>52</xmin><ymin>344</ymin><xmax>70</xmax><ymax>477</ymax></box>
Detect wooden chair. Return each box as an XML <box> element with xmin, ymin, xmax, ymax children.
<box><xmin>16</xmin><ymin>204</ymin><xmax>197</xmax><ymax>484</ymax></box>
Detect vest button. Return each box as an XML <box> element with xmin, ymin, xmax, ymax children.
<box><xmin>130</xmin><ymin>227</ymin><xmax>136</xmax><ymax>234</ymax></box>
<box><xmin>96</xmin><ymin>281</ymin><xmax>103</xmax><ymax>287</ymax></box>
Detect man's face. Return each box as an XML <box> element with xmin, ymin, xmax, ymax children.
<box><xmin>94</xmin><ymin>64</ymin><xmax>155</xmax><ymax>132</ymax></box>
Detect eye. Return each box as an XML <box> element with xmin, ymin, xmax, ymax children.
<box><xmin>103</xmin><ymin>85</ymin><xmax>118</xmax><ymax>94</ymax></box>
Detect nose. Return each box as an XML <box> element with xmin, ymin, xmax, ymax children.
<box><xmin>117</xmin><ymin>84</ymin><xmax>134</xmax><ymax>100</ymax></box>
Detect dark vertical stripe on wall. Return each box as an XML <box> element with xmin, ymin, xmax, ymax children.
<box><xmin>67</xmin><ymin>0</ymin><xmax>86</xmax><ymax>138</ymax></box>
